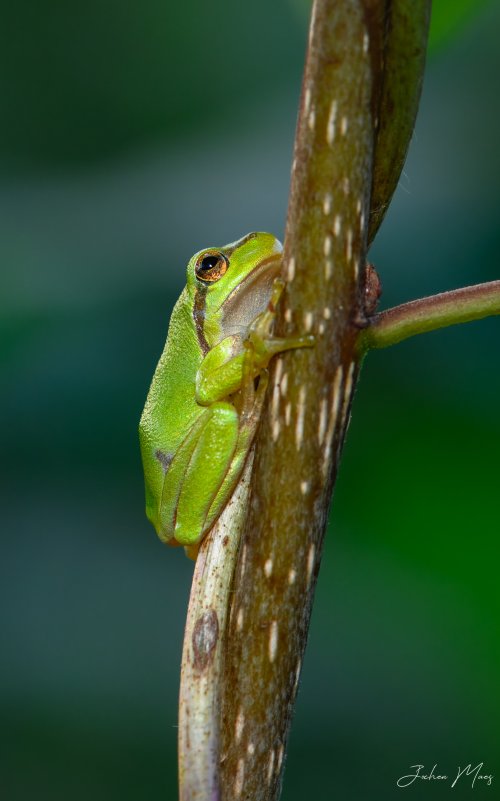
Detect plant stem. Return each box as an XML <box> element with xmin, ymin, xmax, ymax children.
<box><xmin>178</xmin><ymin>456</ymin><xmax>254</xmax><ymax>801</ymax></box>
<box><xmin>359</xmin><ymin>279</ymin><xmax>500</xmax><ymax>351</ymax></box>
<box><xmin>173</xmin><ymin>0</ymin><xmax>431</xmax><ymax>797</ymax></box>
<box><xmin>218</xmin><ymin>2</ymin><xmax>431</xmax><ymax>800</ymax></box>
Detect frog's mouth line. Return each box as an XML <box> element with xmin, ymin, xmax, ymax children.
<box><xmin>220</xmin><ymin>254</ymin><xmax>282</xmax><ymax>336</ymax></box>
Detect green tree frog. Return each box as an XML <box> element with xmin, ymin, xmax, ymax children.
<box><xmin>139</xmin><ymin>232</ymin><xmax>313</xmax><ymax>559</ymax></box>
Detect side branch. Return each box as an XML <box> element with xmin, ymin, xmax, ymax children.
<box><xmin>360</xmin><ymin>279</ymin><xmax>500</xmax><ymax>351</ymax></box>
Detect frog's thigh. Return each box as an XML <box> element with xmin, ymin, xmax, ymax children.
<box><xmin>203</xmin><ymin>373</ymin><xmax>266</xmax><ymax>535</ymax></box>
<box><xmin>173</xmin><ymin>402</ymin><xmax>239</xmax><ymax>547</ymax></box>
<box><xmin>158</xmin><ymin>411</ymin><xmax>209</xmax><ymax>540</ymax></box>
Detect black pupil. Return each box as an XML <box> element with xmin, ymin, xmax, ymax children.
<box><xmin>200</xmin><ymin>255</ymin><xmax>220</xmax><ymax>272</ymax></box>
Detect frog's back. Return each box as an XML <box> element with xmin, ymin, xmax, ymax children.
<box><xmin>139</xmin><ymin>289</ymin><xmax>203</xmax><ymax>473</ymax></box>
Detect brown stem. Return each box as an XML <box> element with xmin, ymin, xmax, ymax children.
<box><xmin>219</xmin><ymin>2</ymin><xmax>430</xmax><ymax>800</ymax></box>
<box><xmin>177</xmin><ymin>1</ymin><xmax>431</xmax><ymax>800</ymax></box>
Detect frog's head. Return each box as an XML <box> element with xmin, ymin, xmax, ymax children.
<box><xmin>186</xmin><ymin>232</ymin><xmax>283</xmax><ymax>343</ymax></box>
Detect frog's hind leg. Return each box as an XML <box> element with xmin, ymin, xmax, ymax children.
<box><xmin>199</xmin><ymin>354</ymin><xmax>269</xmax><ymax>549</ymax></box>
<box><xmin>166</xmin><ymin>402</ymin><xmax>240</xmax><ymax>550</ymax></box>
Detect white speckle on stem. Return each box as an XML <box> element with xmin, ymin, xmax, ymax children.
<box><xmin>267</xmin><ymin>750</ymin><xmax>275</xmax><ymax>784</ymax></box>
<box><xmin>247</xmin><ymin>742</ymin><xmax>255</xmax><ymax>757</ymax></box>
<box><xmin>300</xmin><ymin>480</ymin><xmax>309</xmax><ymax>495</ymax></box>
<box><xmin>285</xmin><ymin>402</ymin><xmax>292</xmax><ymax>426</ymax></box>
<box><xmin>342</xmin><ymin>176</ymin><xmax>350</xmax><ymax>195</ymax></box>
<box><xmin>333</xmin><ymin>214</ymin><xmax>342</xmax><ymax>237</ymax></box>
<box><xmin>324</xmin><ymin>259</ymin><xmax>333</xmax><ymax>280</ymax></box>
<box><xmin>280</xmin><ymin>372</ymin><xmax>288</xmax><ymax>396</ymax></box>
<box><xmin>235</xmin><ymin>707</ymin><xmax>245</xmax><ymax>744</ymax></box>
<box><xmin>269</xmin><ymin>620</ymin><xmax>279</xmax><ymax>662</ymax></box>
<box><xmin>323</xmin><ymin>307</ymin><xmax>331</xmax><ymax>320</ymax></box>
<box><xmin>284</xmin><ymin>308</ymin><xmax>292</xmax><ymax>324</ymax></box>
<box><xmin>264</xmin><ymin>558</ymin><xmax>273</xmax><ymax>578</ymax></box>
<box><xmin>346</xmin><ymin>228</ymin><xmax>353</xmax><ymax>262</ymax></box>
<box><xmin>277</xmin><ymin>743</ymin><xmax>284</xmax><ymax>773</ymax></box>
<box><xmin>340</xmin><ymin>116</ymin><xmax>349</xmax><ymax>137</ymax></box>
<box><xmin>274</xmin><ymin>357</ymin><xmax>284</xmax><ymax>386</ymax></box>
<box><xmin>326</xmin><ymin>99</ymin><xmax>338</xmax><ymax>145</ymax></box>
<box><xmin>363</xmin><ymin>32</ymin><xmax>369</xmax><ymax>53</ymax></box>
<box><xmin>236</xmin><ymin>607</ymin><xmax>244</xmax><ymax>631</ymax></box>
<box><xmin>323</xmin><ymin>235</ymin><xmax>332</xmax><ymax>256</ymax></box>
<box><xmin>318</xmin><ymin>396</ymin><xmax>327</xmax><ymax>444</ymax></box>
<box><xmin>287</xmin><ymin>257</ymin><xmax>296</xmax><ymax>282</ymax></box>
<box><xmin>304</xmin><ymin>311</ymin><xmax>314</xmax><ymax>332</ymax></box>
<box><xmin>341</xmin><ymin>361</ymin><xmax>356</xmax><ymax>428</ymax></box>
<box><xmin>235</xmin><ymin>758</ymin><xmax>245</xmax><ymax>798</ymax></box>
<box><xmin>308</xmin><ymin>108</ymin><xmax>316</xmax><ymax>131</ymax></box>
<box><xmin>304</xmin><ymin>86</ymin><xmax>311</xmax><ymax>114</ymax></box>
<box><xmin>240</xmin><ymin>544</ymin><xmax>248</xmax><ymax>578</ymax></box>
<box><xmin>272</xmin><ymin>419</ymin><xmax>280</xmax><ymax>442</ymax></box>
<box><xmin>323</xmin><ymin>193</ymin><xmax>332</xmax><ymax>215</ymax></box>
<box><xmin>322</xmin><ymin>364</ymin><xmax>343</xmax><ymax>474</ymax></box>
<box><xmin>295</xmin><ymin>385</ymin><xmax>306</xmax><ymax>450</ymax></box>
<box><xmin>288</xmin><ymin>568</ymin><xmax>297</xmax><ymax>585</ymax></box>
<box><xmin>293</xmin><ymin>658</ymin><xmax>302</xmax><ymax>693</ymax></box>
<box><xmin>306</xmin><ymin>543</ymin><xmax>315</xmax><ymax>585</ymax></box>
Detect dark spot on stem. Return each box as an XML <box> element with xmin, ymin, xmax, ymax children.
<box><xmin>192</xmin><ymin>609</ymin><xmax>219</xmax><ymax>672</ymax></box>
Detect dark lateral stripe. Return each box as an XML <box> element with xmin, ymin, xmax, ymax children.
<box><xmin>193</xmin><ymin>285</ymin><xmax>210</xmax><ymax>355</ymax></box>
<box><xmin>223</xmin><ymin>231</ymin><xmax>258</xmax><ymax>258</ymax></box>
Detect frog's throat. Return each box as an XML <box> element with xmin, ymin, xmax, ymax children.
<box><xmin>219</xmin><ymin>255</ymin><xmax>282</xmax><ymax>336</ymax></box>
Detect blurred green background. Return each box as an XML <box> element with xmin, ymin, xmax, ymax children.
<box><xmin>1</xmin><ymin>2</ymin><xmax>498</xmax><ymax>799</ymax></box>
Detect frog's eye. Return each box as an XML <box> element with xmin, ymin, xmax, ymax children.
<box><xmin>195</xmin><ymin>251</ymin><xmax>229</xmax><ymax>283</ymax></box>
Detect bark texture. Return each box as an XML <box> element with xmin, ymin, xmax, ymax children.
<box><xmin>219</xmin><ymin>2</ymin><xmax>430</xmax><ymax>800</ymax></box>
